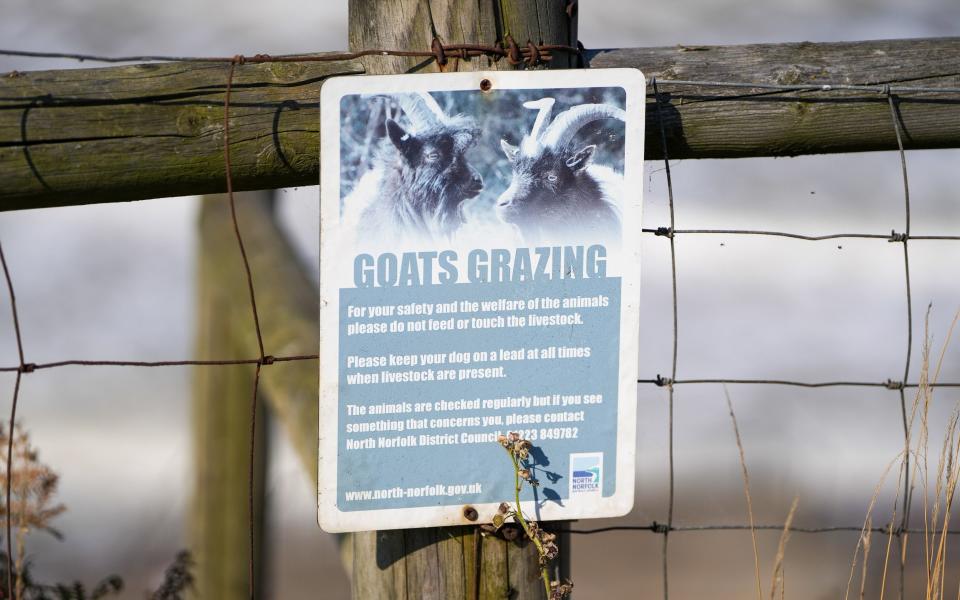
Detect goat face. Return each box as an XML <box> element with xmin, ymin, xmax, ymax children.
<box><xmin>385</xmin><ymin>118</ymin><xmax>483</xmax><ymax>237</ymax></box>
<box><xmin>495</xmin><ymin>143</ymin><xmax>605</xmax><ymax>241</ymax></box>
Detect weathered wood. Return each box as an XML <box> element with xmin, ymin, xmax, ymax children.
<box><xmin>4</xmin><ymin>37</ymin><xmax>958</xmax><ymax>211</ymax></box>
<box><xmin>1</xmin><ymin>58</ymin><xmax>362</xmax><ymax>211</ymax></box>
<box><xmin>347</xmin><ymin>2</ymin><xmax>569</xmax><ymax>598</ymax></box>
<box><xmin>478</xmin><ymin>532</ymin><xmax>510</xmax><ymax>600</ymax></box>
<box><xmin>196</xmin><ymin>194</ymin><xmax>319</xmax><ymax>479</ymax></box>
<box><xmin>191</xmin><ymin>191</ymin><xmax>271</xmax><ymax>599</ymax></box>
<box><xmin>347</xmin><ymin>0</ymin><xmax>576</xmax><ymax>74</ymax></box>
<box><xmin>186</xmin><ymin>47</ymin><xmax>565</xmax><ymax>600</ymax></box>
<box><xmin>197</xmin><ymin>191</ymin><xmax>369</xmax><ymax>596</ymax></box>
<box><xmin>588</xmin><ymin>37</ymin><xmax>960</xmax><ymax>158</ymax></box>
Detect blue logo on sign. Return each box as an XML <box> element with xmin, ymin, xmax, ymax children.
<box><xmin>572</xmin><ymin>468</ymin><xmax>600</xmax><ymax>481</ymax></box>
<box><xmin>570</xmin><ymin>454</ymin><xmax>602</xmax><ymax>494</ymax></box>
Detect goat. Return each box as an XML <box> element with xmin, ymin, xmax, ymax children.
<box><xmin>344</xmin><ymin>93</ymin><xmax>483</xmax><ymax>249</ymax></box>
<box><xmin>495</xmin><ymin>98</ymin><xmax>625</xmax><ymax>244</ymax></box>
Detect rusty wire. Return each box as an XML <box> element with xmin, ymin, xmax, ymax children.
<box><xmin>0</xmin><ymin>355</ymin><xmax>318</xmax><ymax>372</ymax></box>
<box><xmin>223</xmin><ymin>56</ymin><xmax>267</xmax><ymax>600</ymax></box>
<box><xmin>566</xmin><ymin>523</ymin><xmax>960</xmax><ymax>536</ymax></box>
<box><xmin>0</xmin><ymin>242</ymin><xmax>24</xmax><ymax>599</ymax></box>
<box><xmin>0</xmin><ymin>48</ymin><xmax>959</xmax><ymax>600</ymax></box>
<box><xmin>0</xmin><ymin>50</ymin><xmax>320</xmax><ymax>599</ymax></box>
<box><xmin>0</xmin><ymin>36</ymin><xmax>580</xmax><ymax>69</ymax></box>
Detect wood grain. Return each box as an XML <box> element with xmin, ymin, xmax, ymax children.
<box><xmin>3</xmin><ymin>37</ymin><xmax>959</xmax><ymax>210</ymax></box>
<box><xmin>1</xmin><ymin>58</ymin><xmax>362</xmax><ymax>210</ymax></box>
<box><xmin>191</xmin><ymin>192</ymin><xmax>271</xmax><ymax>599</ymax></box>
<box><xmin>196</xmin><ymin>194</ymin><xmax>319</xmax><ymax>481</ymax></box>
<box><xmin>347</xmin><ymin>1</ymin><xmax>572</xmax><ymax>598</ymax></box>
<box><xmin>590</xmin><ymin>37</ymin><xmax>960</xmax><ymax>158</ymax></box>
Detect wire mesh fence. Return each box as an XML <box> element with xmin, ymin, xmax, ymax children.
<box><xmin>1</xmin><ymin>47</ymin><xmax>960</xmax><ymax>599</ymax></box>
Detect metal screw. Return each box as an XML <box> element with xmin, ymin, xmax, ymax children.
<box><xmin>479</xmin><ymin>78</ymin><xmax>492</xmax><ymax>92</ymax></box>
<box><xmin>462</xmin><ymin>506</ymin><xmax>479</xmax><ymax>521</ymax></box>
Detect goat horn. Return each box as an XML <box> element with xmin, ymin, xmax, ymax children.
<box><xmin>539</xmin><ymin>104</ymin><xmax>626</xmax><ymax>152</ymax></box>
<box><xmin>521</xmin><ymin>98</ymin><xmax>556</xmax><ymax>155</ymax></box>
<box><xmin>394</xmin><ymin>92</ymin><xmax>447</xmax><ymax>133</ymax></box>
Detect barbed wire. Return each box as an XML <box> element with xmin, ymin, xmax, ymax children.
<box><xmin>5</xmin><ymin>46</ymin><xmax>960</xmax><ymax>96</ymax></box>
<box><xmin>0</xmin><ymin>47</ymin><xmax>958</xmax><ymax>600</ymax></box>
<box><xmin>0</xmin><ymin>37</ymin><xmax>582</xmax><ymax>69</ymax></box>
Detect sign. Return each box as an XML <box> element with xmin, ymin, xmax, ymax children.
<box><xmin>319</xmin><ymin>69</ymin><xmax>644</xmax><ymax>532</ymax></box>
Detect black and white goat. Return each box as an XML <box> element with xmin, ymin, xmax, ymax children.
<box><xmin>345</xmin><ymin>93</ymin><xmax>483</xmax><ymax>248</ymax></box>
<box><xmin>495</xmin><ymin>98</ymin><xmax>625</xmax><ymax>244</ymax></box>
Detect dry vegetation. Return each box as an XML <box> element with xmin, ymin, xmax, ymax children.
<box><xmin>0</xmin><ymin>425</ymin><xmax>193</xmax><ymax>600</ymax></box>
<box><xmin>725</xmin><ymin>309</ymin><xmax>960</xmax><ymax>600</ymax></box>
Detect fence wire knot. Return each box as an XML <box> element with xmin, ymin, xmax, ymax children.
<box><xmin>654</xmin><ymin>374</ymin><xmax>674</xmax><ymax>387</ymax></box>
<box><xmin>655</xmin><ymin>227</ymin><xmax>674</xmax><ymax>238</ymax></box>
<box><xmin>505</xmin><ymin>36</ymin><xmax>523</xmax><ymax>65</ymax></box>
<box><xmin>18</xmin><ymin>363</ymin><xmax>35</xmax><ymax>374</ymax></box>
<box><xmin>884</xmin><ymin>379</ymin><xmax>905</xmax><ymax>390</ymax></box>
<box><xmin>260</xmin><ymin>355</ymin><xmax>276</xmax><ymax>366</ymax></box>
<box><xmin>431</xmin><ymin>37</ymin><xmax>447</xmax><ymax>66</ymax></box>
<box><xmin>888</xmin><ymin>230</ymin><xmax>908</xmax><ymax>243</ymax></box>
<box><xmin>525</xmin><ymin>41</ymin><xmax>542</xmax><ymax>66</ymax></box>
<box><xmin>650</xmin><ymin>521</ymin><xmax>671</xmax><ymax>534</ymax></box>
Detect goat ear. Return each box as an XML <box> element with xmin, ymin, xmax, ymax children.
<box><xmin>500</xmin><ymin>139</ymin><xmax>520</xmax><ymax>163</ymax></box>
<box><xmin>565</xmin><ymin>145</ymin><xmax>596</xmax><ymax>172</ymax></box>
<box><xmin>386</xmin><ymin>118</ymin><xmax>418</xmax><ymax>160</ymax></box>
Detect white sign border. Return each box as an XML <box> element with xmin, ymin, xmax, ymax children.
<box><xmin>319</xmin><ymin>68</ymin><xmax>645</xmax><ymax>533</ymax></box>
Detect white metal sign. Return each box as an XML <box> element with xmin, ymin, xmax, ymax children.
<box><xmin>319</xmin><ymin>68</ymin><xmax>644</xmax><ymax>532</ymax></box>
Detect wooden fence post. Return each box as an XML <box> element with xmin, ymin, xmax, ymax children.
<box><xmin>346</xmin><ymin>2</ymin><xmax>574</xmax><ymax>597</ymax></box>
<box><xmin>190</xmin><ymin>192</ymin><xmax>271</xmax><ymax>599</ymax></box>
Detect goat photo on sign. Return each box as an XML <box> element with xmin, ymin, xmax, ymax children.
<box><xmin>339</xmin><ymin>86</ymin><xmax>626</xmax><ymax>250</ymax></box>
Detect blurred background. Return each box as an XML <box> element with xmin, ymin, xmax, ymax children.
<box><xmin>1</xmin><ymin>0</ymin><xmax>959</xmax><ymax>598</ymax></box>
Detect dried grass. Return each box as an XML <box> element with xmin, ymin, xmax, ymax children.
<box><xmin>847</xmin><ymin>308</ymin><xmax>960</xmax><ymax>600</ymax></box>
<box><xmin>769</xmin><ymin>497</ymin><xmax>799</xmax><ymax>600</ymax></box>
<box><xmin>0</xmin><ymin>423</ymin><xmax>66</xmax><ymax>600</ymax></box>
<box><xmin>724</xmin><ymin>385</ymin><xmax>764</xmax><ymax>600</ymax></box>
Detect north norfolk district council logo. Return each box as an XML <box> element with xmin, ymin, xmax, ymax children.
<box><xmin>569</xmin><ymin>453</ymin><xmax>603</xmax><ymax>494</ymax></box>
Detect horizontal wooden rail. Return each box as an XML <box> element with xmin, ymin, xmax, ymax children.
<box><xmin>1</xmin><ymin>58</ymin><xmax>363</xmax><ymax>211</ymax></box>
<box><xmin>1</xmin><ymin>37</ymin><xmax>959</xmax><ymax>211</ymax></box>
<box><xmin>590</xmin><ymin>37</ymin><xmax>960</xmax><ymax>158</ymax></box>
